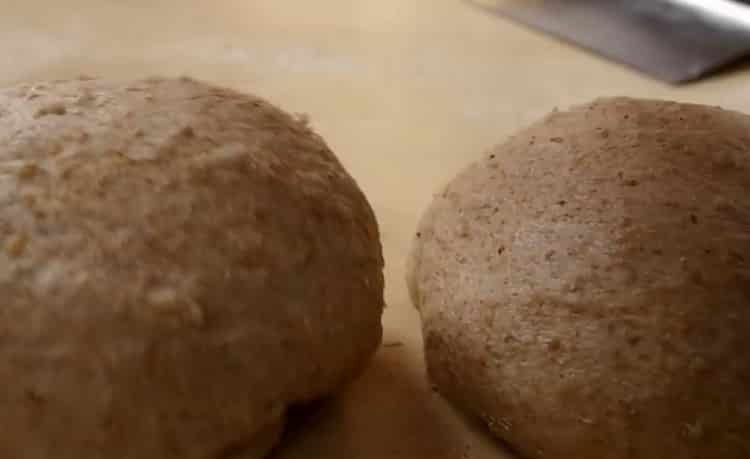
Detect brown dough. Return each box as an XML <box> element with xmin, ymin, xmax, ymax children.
<box><xmin>408</xmin><ymin>98</ymin><xmax>750</xmax><ymax>459</ymax></box>
<box><xmin>0</xmin><ymin>76</ymin><xmax>384</xmax><ymax>458</ymax></box>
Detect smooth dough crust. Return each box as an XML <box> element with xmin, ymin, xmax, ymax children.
<box><xmin>0</xmin><ymin>76</ymin><xmax>384</xmax><ymax>459</ymax></box>
<box><xmin>408</xmin><ymin>98</ymin><xmax>750</xmax><ymax>459</ymax></box>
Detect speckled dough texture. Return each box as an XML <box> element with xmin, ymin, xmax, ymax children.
<box><xmin>0</xmin><ymin>77</ymin><xmax>384</xmax><ymax>459</ymax></box>
<box><xmin>407</xmin><ymin>98</ymin><xmax>750</xmax><ymax>459</ymax></box>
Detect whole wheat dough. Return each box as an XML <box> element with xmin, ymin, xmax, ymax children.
<box><xmin>408</xmin><ymin>98</ymin><xmax>750</xmax><ymax>459</ymax></box>
<box><xmin>0</xmin><ymin>76</ymin><xmax>384</xmax><ymax>459</ymax></box>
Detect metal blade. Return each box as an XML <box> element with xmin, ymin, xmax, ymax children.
<box><xmin>468</xmin><ymin>0</ymin><xmax>750</xmax><ymax>83</ymax></box>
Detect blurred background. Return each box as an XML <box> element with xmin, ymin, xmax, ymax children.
<box><xmin>2</xmin><ymin>1</ymin><xmax>748</xmax><ymax>458</ymax></box>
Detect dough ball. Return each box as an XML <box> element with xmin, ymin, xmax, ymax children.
<box><xmin>408</xmin><ymin>98</ymin><xmax>750</xmax><ymax>459</ymax></box>
<box><xmin>0</xmin><ymin>76</ymin><xmax>384</xmax><ymax>459</ymax></box>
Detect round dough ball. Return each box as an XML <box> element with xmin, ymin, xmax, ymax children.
<box><xmin>0</xmin><ymin>77</ymin><xmax>384</xmax><ymax>459</ymax></box>
<box><xmin>408</xmin><ymin>98</ymin><xmax>750</xmax><ymax>459</ymax></box>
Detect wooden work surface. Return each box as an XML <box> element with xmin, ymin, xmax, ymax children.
<box><xmin>2</xmin><ymin>1</ymin><xmax>749</xmax><ymax>457</ymax></box>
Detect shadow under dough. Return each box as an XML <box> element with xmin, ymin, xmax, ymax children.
<box><xmin>269</xmin><ymin>349</ymin><xmax>465</xmax><ymax>459</ymax></box>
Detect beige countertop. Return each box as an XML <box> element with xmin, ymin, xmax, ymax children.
<box><xmin>2</xmin><ymin>1</ymin><xmax>749</xmax><ymax>458</ymax></box>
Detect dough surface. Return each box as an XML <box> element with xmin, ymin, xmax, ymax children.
<box><xmin>408</xmin><ymin>98</ymin><xmax>750</xmax><ymax>459</ymax></box>
<box><xmin>0</xmin><ymin>76</ymin><xmax>384</xmax><ymax>459</ymax></box>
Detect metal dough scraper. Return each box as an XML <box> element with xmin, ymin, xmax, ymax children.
<box><xmin>467</xmin><ymin>0</ymin><xmax>750</xmax><ymax>83</ymax></box>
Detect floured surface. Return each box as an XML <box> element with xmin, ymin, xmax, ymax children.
<box><xmin>1</xmin><ymin>1</ymin><xmax>749</xmax><ymax>458</ymax></box>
